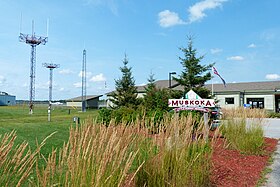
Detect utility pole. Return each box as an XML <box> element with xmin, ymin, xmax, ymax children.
<box><xmin>19</xmin><ymin>20</ymin><xmax>48</xmax><ymax>114</ymax></box>
<box><xmin>43</xmin><ymin>63</ymin><xmax>60</xmax><ymax>121</ymax></box>
<box><xmin>81</xmin><ymin>49</ymin><xmax>87</xmax><ymax>112</ymax></box>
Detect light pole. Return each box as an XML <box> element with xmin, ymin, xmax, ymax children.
<box><xmin>169</xmin><ymin>72</ymin><xmax>176</xmax><ymax>88</ymax></box>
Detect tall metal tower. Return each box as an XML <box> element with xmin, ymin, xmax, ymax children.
<box><xmin>81</xmin><ymin>49</ymin><xmax>87</xmax><ymax>112</ymax></box>
<box><xmin>43</xmin><ymin>63</ymin><xmax>60</xmax><ymax>122</ymax></box>
<box><xmin>19</xmin><ymin>21</ymin><xmax>48</xmax><ymax>114</ymax></box>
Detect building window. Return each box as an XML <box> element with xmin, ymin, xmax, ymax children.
<box><xmin>225</xmin><ymin>97</ymin><xmax>234</xmax><ymax>104</ymax></box>
<box><xmin>247</xmin><ymin>98</ymin><xmax>264</xmax><ymax>109</ymax></box>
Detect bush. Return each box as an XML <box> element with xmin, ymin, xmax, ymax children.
<box><xmin>97</xmin><ymin>108</ymin><xmax>112</xmax><ymax>125</ymax></box>
<box><xmin>111</xmin><ymin>107</ymin><xmax>139</xmax><ymax>124</ymax></box>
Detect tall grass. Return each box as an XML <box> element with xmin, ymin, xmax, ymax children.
<box><xmin>220</xmin><ymin>118</ymin><xmax>264</xmax><ymax>155</ymax></box>
<box><xmin>135</xmin><ymin>115</ymin><xmax>213</xmax><ymax>187</ymax></box>
<box><xmin>0</xmin><ymin>131</ymin><xmax>54</xmax><ymax>187</ymax></box>
<box><xmin>32</xmin><ymin>120</ymin><xmax>147</xmax><ymax>187</ymax></box>
<box><xmin>220</xmin><ymin>107</ymin><xmax>265</xmax><ymax>155</ymax></box>
<box><xmin>222</xmin><ymin>107</ymin><xmax>267</xmax><ymax>119</ymax></box>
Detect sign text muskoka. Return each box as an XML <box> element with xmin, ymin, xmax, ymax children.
<box><xmin>168</xmin><ymin>99</ymin><xmax>215</xmax><ymax>108</ymax></box>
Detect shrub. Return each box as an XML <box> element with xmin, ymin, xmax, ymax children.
<box><xmin>97</xmin><ymin>108</ymin><xmax>112</xmax><ymax>125</ymax></box>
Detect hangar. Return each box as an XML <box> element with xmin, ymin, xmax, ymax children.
<box><xmin>0</xmin><ymin>91</ymin><xmax>16</xmax><ymax>106</ymax></box>
<box><xmin>66</xmin><ymin>95</ymin><xmax>103</xmax><ymax>109</ymax></box>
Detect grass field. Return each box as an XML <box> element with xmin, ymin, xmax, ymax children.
<box><xmin>0</xmin><ymin>105</ymin><xmax>99</xmax><ymax>156</ymax></box>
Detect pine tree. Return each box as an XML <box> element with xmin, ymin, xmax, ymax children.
<box><xmin>109</xmin><ymin>54</ymin><xmax>138</xmax><ymax>108</ymax></box>
<box><xmin>143</xmin><ymin>73</ymin><xmax>157</xmax><ymax>110</ymax></box>
<box><xmin>143</xmin><ymin>73</ymin><xmax>182</xmax><ymax>111</ymax></box>
<box><xmin>174</xmin><ymin>36</ymin><xmax>214</xmax><ymax>98</ymax></box>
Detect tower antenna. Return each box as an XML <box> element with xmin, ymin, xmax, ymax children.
<box><xmin>19</xmin><ymin>20</ymin><xmax>48</xmax><ymax>114</ymax></box>
<box><xmin>81</xmin><ymin>49</ymin><xmax>87</xmax><ymax>112</ymax></box>
<box><xmin>43</xmin><ymin>63</ymin><xmax>60</xmax><ymax>121</ymax></box>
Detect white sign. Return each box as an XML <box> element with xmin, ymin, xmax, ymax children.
<box><xmin>168</xmin><ymin>99</ymin><xmax>216</xmax><ymax>108</ymax></box>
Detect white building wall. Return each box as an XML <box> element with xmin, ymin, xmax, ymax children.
<box><xmin>215</xmin><ymin>94</ymin><xmax>240</xmax><ymax>109</ymax></box>
<box><xmin>244</xmin><ymin>94</ymin><xmax>274</xmax><ymax>111</ymax></box>
<box><xmin>66</xmin><ymin>102</ymin><xmax>82</xmax><ymax>107</ymax></box>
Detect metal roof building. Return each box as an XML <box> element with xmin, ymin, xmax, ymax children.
<box><xmin>0</xmin><ymin>92</ymin><xmax>16</xmax><ymax>106</ymax></box>
<box><xmin>66</xmin><ymin>95</ymin><xmax>103</xmax><ymax>109</ymax></box>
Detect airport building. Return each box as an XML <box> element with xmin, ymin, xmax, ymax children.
<box><xmin>0</xmin><ymin>91</ymin><xmax>16</xmax><ymax>106</ymax></box>
<box><xmin>66</xmin><ymin>95</ymin><xmax>103</xmax><ymax>109</ymax></box>
<box><xmin>106</xmin><ymin>80</ymin><xmax>280</xmax><ymax>112</ymax></box>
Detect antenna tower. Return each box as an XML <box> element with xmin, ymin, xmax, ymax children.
<box><xmin>19</xmin><ymin>20</ymin><xmax>48</xmax><ymax>114</ymax></box>
<box><xmin>81</xmin><ymin>49</ymin><xmax>87</xmax><ymax>112</ymax></box>
<box><xmin>43</xmin><ymin>63</ymin><xmax>60</xmax><ymax>122</ymax></box>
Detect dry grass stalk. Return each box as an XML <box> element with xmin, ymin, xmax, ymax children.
<box><xmin>0</xmin><ymin>131</ymin><xmax>56</xmax><ymax>187</ymax></box>
<box><xmin>222</xmin><ymin>107</ymin><xmax>267</xmax><ymax>119</ymax></box>
<box><xmin>34</xmin><ymin>122</ymin><xmax>145</xmax><ymax>187</ymax></box>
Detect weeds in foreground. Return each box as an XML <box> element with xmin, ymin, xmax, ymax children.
<box><xmin>222</xmin><ymin>107</ymin><xmax>267</xmax><ymax>119</ymax></box>
<box><xmin>220</xmin><ymin>118</ymin><xmax>264</xmax><ymax>155</ymax></box>
<box><xmin>0</xmin><ymin>130</ymin><xmax>55</xmax><ymax>187</ymax></box>
<box><xmin>136</xmin><ymin>115</ymin><xmax>213</xmax><ymax>187</ymax></box>
<box><xmin>31</xmin><ymin>123</ymin><xmax>146</xmax><ymax>187</ymax></box>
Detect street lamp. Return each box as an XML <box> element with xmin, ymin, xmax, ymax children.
<box><xmin>169</xmin><ymin>72</ymin><xmax>176</xmax><ymax>88</ymax></box>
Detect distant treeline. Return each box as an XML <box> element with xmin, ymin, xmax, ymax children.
<box><xmin>16</xmin><ymin>100</ymin><xmax>66</xmax><ymax>105</ymax></box>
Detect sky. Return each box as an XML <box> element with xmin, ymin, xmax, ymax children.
<box><xmin>0</xmin><ymin>0</ymin><xmax>279</xmax><ymax>100</ymax></box>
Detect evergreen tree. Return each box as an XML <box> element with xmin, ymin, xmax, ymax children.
<box><xmin>109</xmin><ymin>54</ymin><xmax>138</xmax><ymax>108</ymax></box>
<box><xmin>143</xmin><ymin>73</ymin><xmax>182</xmax><ymax>111</ymax></box>
<box><xmin>174</xmin><ymin>37</ymin><xmax>214</xmax><ymax>98</ymax></box>
<box><xmin>143</xmin><ymin>73</ymin><xmax>157</xmax><ymax>110</ymax></box>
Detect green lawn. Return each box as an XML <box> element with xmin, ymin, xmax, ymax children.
<box><xmin>0</xmin><ymin>105</ymin><xmax>99</xmax><ymax>156</ymax></box>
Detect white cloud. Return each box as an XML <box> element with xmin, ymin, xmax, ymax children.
<box><xmin>227</xmin><ymin>56</ymin><xmax>244</xmax><ymax>61</ymax></box>
<box><xmin>79</xmin><ymin>71</ymin><xmax>92</xmax><ymax>78</ymax></box>
<box><xmin>90</xmin><ymin>73</ymin><xmax>106</xmax><ymax>82</ymax></box>
<box><xmin>248</xmin><ymin>43</ymin><xmax>257</xmax><ymax>48</ymax></box>
<box><xmin>0</xmin><ymin>75</ymin><xmax>6</xmax><ymax>84</ymax></box>
<box><xmin>210</xmin><ymin>48</ymin><xmax>223</xmax><ymax>54</ymax></box>
<box><xmin>265</xmin><ymin>74</ymin><xmax>280</xmax><ymax>80</ymax></box>
<box><xmin>59</xmin><ymin>87</ymin><xmax>65</xmax><ymax>91</ymax></box>
<box><xmin>59</xmin><ymin>69</ymin><xmax>74</xmax><ymax>75</ymax></box>
<box><xmin>188</xmin><ymin>0</ymin><xmax>228</xmax><ymax>23</ymax></box>
<box><xmin>73</xmin><ymin>82</ymin><xmax>82</xmax><ymax>88</ymax></box>
<box><xmin>158</xmin><ymin>10</ymin><xmax>185</xmax><ymax>28</ymax></box>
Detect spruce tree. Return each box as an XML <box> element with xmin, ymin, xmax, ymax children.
<box><xmin>143</xmin><ymin>73</ymin><xmax>182</xmax><ymax>111</ymax></box>
<box><xmin>109</xmin><ymin>54</ymin><xmax>138</xmax><ymax>108</ymax></box>
<box><xmin>143</xmin><ymin>73</ymin><xmax>157</xmax><ymax>110</ymax></box>
<box><xmin>174</xmin><ymin>37</ymin><xmax>214</xmax><ymax>98</ymax></box>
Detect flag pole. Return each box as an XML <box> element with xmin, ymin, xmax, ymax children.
<box><xmin>212</xmin><ymin>78</ymin><xmax>214</xmax><ymax>97</ymax></box>
<box><xmin>211</xmin><ymin>67</ymin><xmax>214</xmax><ymax>97</ymax></box>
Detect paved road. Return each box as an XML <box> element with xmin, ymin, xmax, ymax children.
<box><xmin>251</xmin><ymin>118</ymin><xmax>280</xmax><ymax>187</ymax></box>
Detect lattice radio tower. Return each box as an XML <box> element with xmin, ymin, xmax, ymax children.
<box><xmin>81</xmin><ymin>49</ymin><xmax>87</xmax><ymax>112</ymax></box>
<box><xmin>19</xmin><ymin>20</ymin><xmax>48</xmax><ymax>114</ymax></box>
<box><xmin>43</xmin><ymin>63</ymin><xmax>60</xmax><ymax>122</ymax></box>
